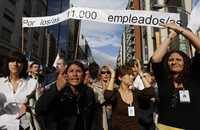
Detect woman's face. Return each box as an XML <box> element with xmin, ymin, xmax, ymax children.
<box><xmin>100</xmin><ymin>69</ymin><xmax>111</xmax><ymax>82</ymax></box>
<box><xmin>131</xmin><ymin>65</ymin><xmax>138</xmax><ymax>78</ymax></box>
<box><xmin>168</xmin><ymin>52</ymin><xmax>184</xmax><ymax>74</ymax></box>
<box><xmin>8</xmin><ymin>60</ymin><xmax>24</xmax><ymax>75</ymax></box>
<box><xmin>66</xmin><ymin>64</ymin><xmax>84</xmax><ymax>87</ymax></box>
<box><xmin>120</xmin><ymin>74</ymin><xmax>134</xmax><ymax>87</ymax></box>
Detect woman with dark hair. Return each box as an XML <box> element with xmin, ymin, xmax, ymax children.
<box><xmin>2</xmin><ymin>51</ymin><xmax>28</xmax><ymax>78</ymax></box>
<box><xmin>0</xmin><ymin>51</ymin><xmax>38</xmax><ymax>130</ymax></box>
<box><xmin>35</xmin><ymin>60</ymin><xmax>96</xmax><ymax>130</ymax></box>
<box><xmin>151</xmin><ymin>23</ymin><xmax>200</xmax><ymax>130</ymax></box>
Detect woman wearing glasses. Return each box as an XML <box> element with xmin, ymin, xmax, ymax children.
<box><xmin>151</xmin><ymin>23</ymin><xmax>200</xmax><ymax>130</ymax></box>
<box><xmin>0</xmin><ymin>51</ymin><xmax>38</xmax><ymax>130</ymax></box>
<box><xmin>90</xmin><ymin>65</ymin><xmax>115</xmax><ymax>130</ymax></box>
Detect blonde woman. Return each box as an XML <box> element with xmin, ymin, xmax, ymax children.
<box><xmin>91</xmin><ymin>65</ymin><xmax>115</xmax><ymax>130</ymax></box>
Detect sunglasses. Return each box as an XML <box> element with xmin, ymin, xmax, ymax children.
<box><xmin>101</xmin><ymin>71</ymin><xmax>111</xmax><ymax>74</ymax></box>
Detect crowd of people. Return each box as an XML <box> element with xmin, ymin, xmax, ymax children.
<box><xmin>0</xmin><ymin>23</ymin><xmax>200</xmax><ymax>130</ymax></box>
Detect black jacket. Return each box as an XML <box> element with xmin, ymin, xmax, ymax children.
<box><xmin>35</xmin><ymin>83</ymin><xmax>96</xmax><ymax>130</ymax></box>
<box><xmin>151</xmin><ymin>52</ymin><xmax>200</xmax><ymax>129</ymax></box>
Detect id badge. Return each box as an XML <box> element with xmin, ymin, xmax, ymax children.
<box><xmin>179</xmin><ymin>90</ymin><xmax>190</xmax><ymax>103</ymax></box>
<box><xmin>128</xmin><ymin>106</ymin><xmax>135</xmax><ymax>117</ymax></box>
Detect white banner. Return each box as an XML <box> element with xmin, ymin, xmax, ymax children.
<box><xmin>22</xmin><ymin>7</ymin><xmax>181</xmax><ymax>28</ymax></box>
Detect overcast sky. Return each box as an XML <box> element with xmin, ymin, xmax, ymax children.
<box><xmin>72</xmin><ymin>0</ymin><xmax>129</xmax><ymax>66</ymax></box>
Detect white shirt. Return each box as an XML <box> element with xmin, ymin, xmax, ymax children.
<box><xmin>133</xmin><ymin>75</ymin><xmax>145</xmax><ymax>90</ymax></box>
<box><xmin>0</xmin><ymin>77</ymin><xmax>37</xmax><ymax>130</ymax></box>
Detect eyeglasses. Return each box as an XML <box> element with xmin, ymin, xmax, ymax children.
<box><xmin>101</xmin><ymin>71</ymin><xmax>111</xmax><ymax>74</ymax></box>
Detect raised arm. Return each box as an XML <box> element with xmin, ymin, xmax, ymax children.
<box><xmin>161</xmin><ymin>23</ymin><xmax>200</xmax><ymax>52</ymax></box>
<box><xmin>106</xmin><ymin>65</ymin><xmax>115</xmax><ymax>91</ymax></box>
<box><xmin>151</xmin><ymin>26</ymin><xmax>177</xmax><ymax>63</ymax></box>
<box><xmin>35</xmin><ymin>72</ymin><xmax>67</xmax><ymax>114</ymax></box>
<box><xmin>135</xmin><ymin>59</ymin><xmax>151</xmax><ymax>88</ymax></box>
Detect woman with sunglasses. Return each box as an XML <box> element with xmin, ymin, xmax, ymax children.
<box><xmin>151</xmin><ymin>23</ymin><xmax>200</xmax><ymax>130</ymax></box>
<box><xmin>90</xmin><ymin>65</ymin><xmax>116</xmax><ymax>130</ymax></box>
<box><xmin>0</xmin><ymin>51</ymin><xmax>38</xmax><ymax>130</ymax></box>
<box><xmin>104</xmin><ymin>65</ymin><xmax>154</xmax><ymax>130</ymax></box>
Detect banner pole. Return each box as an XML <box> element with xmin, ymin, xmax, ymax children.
<box><xmin>74</xmin><ymin>20</ymin><xmax>81</xmax><ymax>60</ymax></box>
<box><xmin>22</xmin><ymin>27</ymin><xmax>24</xmax><ymax>53</ymax></box>
<box><xmin>46</xmin><ymin>30</ymin><xmax>50</xmax><ymax>67</ymax></box>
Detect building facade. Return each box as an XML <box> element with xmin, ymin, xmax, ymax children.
<box><xmin>48</xmin><ymin>0</ymin><xmax>88</xmax><ymax>63</ymax></box>
<box><xmin>79</xmin><ymin>34</ymin><xmax>95</xmax><ymax>64</ymax></box>
<box><xmin>148</xmin><ymin>0</ymin><xmax>192</xmax><ymax>59</ymax></box>
<box><xmin>117</xmin><ymin>0</ymin><xmax>140</xmax><ymax>66</ymax></box>
<box><xmin>117</xmin><ymin>0</ymin><xmax>193</xmax><ymax>67</ymax></box>
<box><xmin>0</xmin><ymin>0</ymin><xmax>47</xmax><ymax>64</ymax></box>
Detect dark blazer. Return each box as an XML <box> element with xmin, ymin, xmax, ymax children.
<box><xmin>35</xmin><ymin>83</ymin><xmax>96</xmax><ymax>130</ymax></box>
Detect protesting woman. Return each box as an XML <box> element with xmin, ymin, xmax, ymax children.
<box><xmin>0</xmin><ymin>51</ymin><xmax>38</xmax><ymax>130</ymax></box>
<box><xmin>90</xmin><ymin>65</ymin><xmax>116</xmax><ymax>130</ymax></box>
<box><xmin>35</xmin><ymin>61</ymin><xmax>96</xmax><ymax>130</ymax></box>
<box><xmin>104</xmin><ymin>65</ymin><xmax>154</xmax><ymax>130</ymax></box>
<box><xmin>151</xmin><ymin>23</ymin><xmax>200</xmax><ymax>130</ymax></box>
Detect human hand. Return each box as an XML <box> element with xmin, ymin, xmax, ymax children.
<box><xmin>160</xmin><ymin>23</ymin><xmax>183</xmax><ymax>33</ymax></box>
<box><xmin>15</xmin><ymin>104</ymin><xmax>27</xmax><ymax>119</ymax></box>
<box><xmin>168</xmin><ymin>29</ymin><xmax>178</xmax><ymax>39</ymax></box>
<box><xmin>19</xmin><ymin>104</ymin><xmax>27</xmax><ymax>113</ymax></box>
<box><xmin>134</xmin><ymin>59</ymin><xmax>143</xmax><ymax>75</ymax></box>
<box><xmin>56</xmin><ymin>72</ymin><xmax>67</xmax><ymax>91</ymax></box>
<box><xmin>160</xmin><ymin>23</ymin><xmax>179</xmax><ymax>41</ymax></box>
<box><xmin>107</xmin><ymin>64</ymin><xmax>115</xmax><ymax>78</ymax></box>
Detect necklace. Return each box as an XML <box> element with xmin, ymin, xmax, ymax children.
<box><xmin>119</xmin><ymin>88</ymin><xmax>133</xmax><ymax>105</ymax></box>
<box><xmin>9</xmin><ymin>78</ymin><xmax>22</xmax><ymax>94</ymax></box>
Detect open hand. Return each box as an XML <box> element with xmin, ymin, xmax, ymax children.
<box><xmin>56</xmin><ymin>72</ymin><xmax>67</xmax><ymax>91</ymax></box>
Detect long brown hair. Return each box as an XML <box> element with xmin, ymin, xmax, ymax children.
<box><xmin>163</xmin><ymin>50</ymin><xmax>191</xmax><ymax>83</ymax></box>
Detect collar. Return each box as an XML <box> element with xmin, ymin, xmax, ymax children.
<box><xmin>3</xmin><ymin>76</ymin><xmax>26</xmax><ymax>83</ymax></box>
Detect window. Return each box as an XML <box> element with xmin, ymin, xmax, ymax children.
<box><xmin>3</xmin><ymin>8</ymin><xmax>15</xmax><ymax>23</ymax></box>
<box><xmin>23</xmin><ymin>0</ymin><xmax>32</xmax><ymax>16</ymax></box>
<box><xmin>32</xmin><ymin>43</ymin><xmax>39</xmax><ymax>57</ymax></box>
<box><xmin>0</xmin><ymin>27</ymin><xmax>12</xmax><ymax>42</ymax></box>
<box><xmin>36</xmin><ymin>0</ymin><xmax>47</xmax><ymax>16</ymax></box>
<box><xmin>33</xmin><ymin>31</ymin><xmax>39</xmax><ymax>41</ymax></box>
<box><xmin>8</xmin><ymin>0</ymin><xmax>16</xmax><ymax>5</ymax></box>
